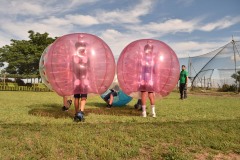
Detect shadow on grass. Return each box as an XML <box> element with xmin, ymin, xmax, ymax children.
<box><xmin>28</xmin><ymin>103</ymin><xmax>141</xmax><ymax>119</ymax></box>
<box><xmin>28</xmin><ymin>103</ymin><xmax>73</xmax><ymax>119</ymax></box>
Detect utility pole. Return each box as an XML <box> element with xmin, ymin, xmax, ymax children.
<box><xmin>232</xmin><ymin>35</ymin><xmax>238</xmax><ymax>93</ymax></box>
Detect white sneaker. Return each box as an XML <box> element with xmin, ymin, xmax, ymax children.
<box><xmin>142</xmin><ymin>111</ymin><xmax>147</xmax><ymax>117</ymax></box>
<box><xmin>152</xmin><ymin>113</ymin><xmax>156</xmax><ymax>118</ymax></box>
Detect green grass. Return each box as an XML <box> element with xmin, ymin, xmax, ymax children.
<box><xmin>0</xmin><ymin>91</ymin><xmax>240</xmax><ymax>159</ymax></box>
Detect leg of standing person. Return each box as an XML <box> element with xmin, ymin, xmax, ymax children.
<box><xmin>148</xmin><ymin>92</ymin><xmax>156</xmax><ymax>117</ymax></box>
<box><xmin>183</xmin><ymin>84</ymin><xmax>187</xmax><ymax>99</ymax></box>
<box><xmin>74</xmin><ymin>96</ymin><xmax>80</xmax><ymax>113</ymax></box>
<box><xmin>67</xmin><ymin>96</ymin><xmax>72</xmax><ymax>107</ymax></box>
<box><xmin>73</xmin><ymin>94</ymin><xmax>80</xmax><ymax>121</ymax></box>
<box><xmin>141</xmin><ymin>91</ymin><xmax>147</xmax><ymax>117</ymax></box>
<box><xmin>179</xmin><ymin>83</ymin><xmax>184</xmax><ymax>99</ymax></box>
<box><xmin>62</xmin><ymin>96</ymin><xmax>71</xmax><ymax>111</ymax></box>
<box><xmin>80</xmin><ymin>96</ymin><xmax>87</xmax><ymax>112</ymax></box>
<box><xmin>75</xmin><ymin>94</ymin><xmax>87</xmax><ymax>122</ymax></box>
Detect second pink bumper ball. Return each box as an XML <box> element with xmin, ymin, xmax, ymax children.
<box><xmin>117</xmin><ymin>39</ymin><xmax>180</xmax><ymax>97</ymax></box>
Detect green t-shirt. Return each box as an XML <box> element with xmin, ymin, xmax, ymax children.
<box><xmin>179</xmin><ymin>70</ymin><xmax>188</xmax><ymax>84</ymax></box>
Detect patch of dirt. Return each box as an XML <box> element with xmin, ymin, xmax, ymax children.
<box><xmin>195</xmin><ymin>152</ymin><xmax>240</xmax><ymax>160</ymax></box>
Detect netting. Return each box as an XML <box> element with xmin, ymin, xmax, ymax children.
<box><xmin>179</xmin><ymin>40</ymin><xmax>240</xmax><ymax>88</ymax></box>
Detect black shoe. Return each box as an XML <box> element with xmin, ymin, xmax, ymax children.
<box><xmin>106</xmin><ymin>104</ymin><xmax>112</xmax><ymax>108</ymax></box>
<box><xmin>73</xmin><ymin>111</ymin><xmax>85</xmax><ymax>122</ymax></box>
<box><xmin>134</xmin><ymin>104</ymin><xmax>138</xmax><ymax>109</ymax></box>
<box><xmin>62</xmin><ymin>106</ymin><xmax>69</xmax><ymax>111</ymax></box>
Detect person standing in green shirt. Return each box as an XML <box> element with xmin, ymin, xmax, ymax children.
<box><xmin>179</xmin><ymin>65</ymin><xmax>188</xmax><ymax>99</ymax></box>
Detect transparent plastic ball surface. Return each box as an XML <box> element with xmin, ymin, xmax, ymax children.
<box><xmin>40</xmin><ymin>33</ymin><xmax>115</xmax><ymax>96</ymax></box>
<box><xmin>39</xmin><ymin>44</ymin><xmax>53</xmax><ymax>90</ymax></box>
<box><xmin>117</xmin><ymin>39</ymin><xmax>180</xmax><ymax>97</ymax></box>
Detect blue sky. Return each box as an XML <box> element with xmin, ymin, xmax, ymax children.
<box><xmin>0</xmin><ymin>0</ymin><xmax>239</xmax><ymax>59</ymax></box>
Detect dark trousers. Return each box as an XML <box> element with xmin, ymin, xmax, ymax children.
<box><xmin>179</xmin><ymin>83</ymin><xmax>187</xmax><ymax>99</ymax></box>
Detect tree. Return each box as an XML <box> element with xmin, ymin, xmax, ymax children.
<box><xmin>231</xmin><ymin>70</ymin><xmax>240</xmax><ymax>92</ymax></box>
<box><xmin>0</xmin><ymin>30</ymin><xmax>56</xmax><ymax>77</ymax></box>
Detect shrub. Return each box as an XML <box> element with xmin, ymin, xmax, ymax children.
<box><xmin>219</xmin><ymin>84</ymin><xmax>237</xmax><ymax>92</ymax></box>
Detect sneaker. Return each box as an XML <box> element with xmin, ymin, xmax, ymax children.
<box><xmin>142</xmin><ymin>111</ymin><xmax>147</xmax><ymax>117</ymax></box>
<box><xmin>62</xmin><ymin>106</ymin><xmax>69</xmax><ymax>111</ymax></box>
<box><xmin>152</xmin><ymin>113</ymin><xmax>156</xmax><ymax>118</ymax></box>
<box><xmin>106</xmin><ymin>104</ymin><xmax>112</xmax><ymax>109</ymax></box>
<box><xmin>73</xmin><ymin>115</ymin><xmax>79</xmax><ymax>122</ymax></box>
<box><xmin>134</xmin><ymin>104</ymin><xmax>138</xmax><ymax>109</ymax></box>
<box><xmin>137</xmin><ymin>105</ymin><xmax>142</xmax><ymax>111</ymax></box>
<box><xmin>73</xmin><ymin>111</ymin><xmax>85</xmax><ymax>122</ymax></box>
<box><xmin>67</xmin><ymin>100</ymin><xmax>72</xmax><ymax>106</ymax></box>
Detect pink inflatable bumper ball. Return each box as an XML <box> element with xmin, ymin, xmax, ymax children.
<box><xmin>40</xmin><ymin>33</ymin><xmax>115</xmax><ymax>96</ymax></box>
<box><xmin>39</xmin><ymin>44</ymin><xmax>53</xmax><ymax>90</ymax></box>
<box><xmin>117</xmin><ymin>39</ymin><xmax>180</xmax><ymax>97</ymax></box>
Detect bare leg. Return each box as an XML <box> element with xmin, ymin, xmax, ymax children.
<box><xmin>74</xmin><ymin>98</ymin><xmax>80</xmax><ymax>114</ymax></box>
<box><xmin>80</xmin><ymin>97</ymin><xmax>86</xmax><ymax>112</ymax></box>
<box><xmin>141</xmin><ymin>92</ymin><xmax>147</xmax><ymax>106</ymax></box>
<box><xmin>141</xmin><ymin>92</ymin><xmax>147</xmax><ymax>117</ymax></box>
<box><xmin>63</xmin><ymin>96</ymin><xmax>68</xmax><ymax>107</ymax></box>
<box><xmin>148</xmin><ymin>92</ymin><xmax>156</xmax><ymax>117</ymax></box>
<box><xmin>109</xmin><ymin>94</ymin><xmax>114</xmax><ymax>105</ymax></box>
<box><xmin>148</xmin><ymin>93</ymin><xmax>155</xmax><ymax>105</ymax></box>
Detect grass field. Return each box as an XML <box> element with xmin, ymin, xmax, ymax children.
<box><xmin>0</xmin><ymin>91</ymin><xmax>240</xmax><ymax>160</ymax></box>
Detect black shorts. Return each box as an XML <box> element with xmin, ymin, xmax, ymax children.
<box><xmin>140</xmin><ymin>91</ymin><xmax>154</xmax><ymax>93</ymax></box>
<box><xmin>74</xmin><ymin>94</ymin><xmax>88</xmax><ymax>98</ymax></box>
<box><xmin>103</xmin><ymin>91</ymin><xmax>117</xmax><ymax>101</ymax></box>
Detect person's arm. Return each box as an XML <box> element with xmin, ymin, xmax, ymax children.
<box><xmin>185</xmin><ymin>72</ymin><xmax>188</xmax><ymax>85</ymax></box>
<box><xmin>186</xmin><ymin>76</ymin><xmax>188</xmax><ymax>86</ymax></box>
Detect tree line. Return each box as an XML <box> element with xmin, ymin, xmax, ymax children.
<box><xmin>0</xmin><ymin>30</ymin><xmax>56</xmax><ymax>79</ymax></box>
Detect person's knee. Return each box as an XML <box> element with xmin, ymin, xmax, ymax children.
<box><xmin>81</xmin><ymin>97</ymin><xmax>87</xmax><ymax>101</ymax></box>
<box><xmin>74</xmin><ymin>98</ymin><xmax>80</xmax><ymax>102</ymax></box>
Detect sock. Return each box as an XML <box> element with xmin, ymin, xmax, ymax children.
<box><xmin>142</xmin><ymin>105</ymin><xmax>146</xmax><ymax>112</ymax></box>
<box><xmin>151</xmin><ymin>105</ymin><xmax>155</xmax><ymax>114</ymax></box>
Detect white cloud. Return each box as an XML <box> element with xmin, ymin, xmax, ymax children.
<box><xmin>200</xmin><ymin>16</ymin><xmax>240</xmax><ymax>31</ymax></box>
<box><xmin>65</xmin><ymin>15</ymin><xmax>99</xmax><ymax>26</ymax></box>
<box><xmin>169</xmin><ymin>41</ymin><xmax>228</xmax><ymax>58</ymax></box>
<box><xmin>41</xmin><ymin>16</ymin><xmax>70</xmax><ymax>26</ymax></box>
<box><xmin>97</xmin><ymin>0</ymin><xmax>154</xmax><ymax>24</ymax></box>
<box><xmin>125</xmin><ymin>19</ymin><xmax>199</xmax><ymax>36</ymax></box>
<box><xmin>0</xmin><ymin>20</ymin><xmax>72</xmax><ymax>42</ymax></box>
<box><xmin>123</xmin><ymin>15</ymin><xmax>240</xmax><ymax>37</ymax></box>
<box><xmin>99</xmin><ymin>29</ymin><xmax>156</xmax><ymax>59</ymax></box>
<box><xmin>68</xmin><ymin>0</ymin><xmax>99</xmax><ymax>7</ymax></box>
<box><xmin>0</xmin><ymin>1</ymin><xmax>44</xmax><ymax>16</ymax></box>
<box><xmin>0</xmin><ymin>31</ymin><xmax>13</xmax><ymax>47</ymax></box>
<box><xmin>41</xmin><ymin>15</ymin><xmax>99</xmax><ymax>27</ymax></box>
